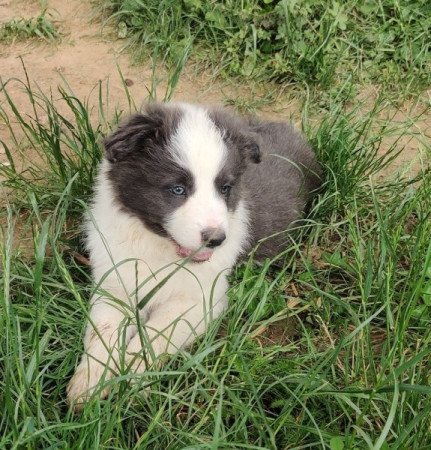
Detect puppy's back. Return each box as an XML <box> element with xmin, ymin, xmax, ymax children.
<box><xmin>244</xmin><ymin>119</ymin><xmax>321</xmax><ymax>259</ymax></box>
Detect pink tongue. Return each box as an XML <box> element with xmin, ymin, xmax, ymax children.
<box><xmin>176</xmin><ymin>245</ymin><xmax>213</xmax><ymax>262</ymax></box>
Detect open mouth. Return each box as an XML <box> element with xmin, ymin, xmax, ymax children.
<box><xmin>173</xmin><ymin>242</ymin><xmax>214</xmax><ymax>262</ymax></box>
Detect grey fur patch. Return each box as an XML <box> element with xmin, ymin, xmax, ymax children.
<box><xmin>242</xmin><ymin>119</ymin><xmax>322</xmax><ymax>259</ymax></box>
<box><xmin>209</xmin><ymin>107</ymin><xmax>261</xmax><ymax>211</ymax></box>
<box><xmin>208</xmin><ymin>106</ymin><xmax>322</xmax><ymax>260</ymax></box>
<box><xmin>104</xmin><ymin>103</ymin><xmax>195</xmax><ymax>237</ymax></box>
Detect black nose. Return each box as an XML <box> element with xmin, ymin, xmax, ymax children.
<box><xmin>201</xmin><ymin>228</ymin><xmax>226</xmax><ymax>248</ymax></box>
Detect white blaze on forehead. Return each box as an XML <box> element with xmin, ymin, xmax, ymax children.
<box><xmin>170</xmin><ymin>104</ymin><xmax>226</xmax><ymax>178</ymax></box>
<box><xmin>164</xmin><ymin>103</ymin><xmax>230</xmax><ymax>251</ymax></box>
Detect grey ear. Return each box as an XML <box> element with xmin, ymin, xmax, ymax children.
<box><xmin>208</xmin><ymin>107</ymin><xmax>261</xmax><ymax>164</ymax></box>
<box><xmin>239</xmin><ymin>132</ymin><xmax>261</xmax><ymax>164</ymax></box>
<box><xmin>103</xmin><ymin>103</ymin><xmax>180</xmax><ymax>163</ymax></box>
<box><xmin>103</xmin><ymin>114</ymin><xmax>158</xmax><ymax>163</ymax></box>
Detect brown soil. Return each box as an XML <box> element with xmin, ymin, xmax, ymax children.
<box><xmin>0</xmin><ymin>0</ymin><xmax>301</xmax><ymax>171</ymax></box>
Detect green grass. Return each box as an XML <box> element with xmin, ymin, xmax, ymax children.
<box><xmin>0</xmin><ymin>9</ymin><xmax>59</xmax><ymax>43</ymax></box>
<box><xmin>1</xmin><ymin>62</ymin><xmax>430</xmax><ymax>448</ymax></box>
<box><xmin>99</xmin><ymin>0</ymin><xmax>431</xmax><ymax>95</ymax></box>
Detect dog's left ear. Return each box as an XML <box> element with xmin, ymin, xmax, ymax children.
<box><xmin>209</xmin><ymin>107</ymin><xmax>261</xmax><ymax>164</ymax></box>
<box><xmin>237</xmin><ymin>131</ymin><xmax>261</xmax><ymax>164</ymax></box>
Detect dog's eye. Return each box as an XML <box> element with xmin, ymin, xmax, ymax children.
<box><xmin>220</xmin><ymin>184</ymin><xmax>232</xmax><ymax>195</ymax></box>
<box><xmin>169</xmin><ymin>186</ymin><xmax>186</xmax><ymax>196</ymax></box>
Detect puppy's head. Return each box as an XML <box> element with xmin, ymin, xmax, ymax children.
<box><xmin>105</xmin><ymin>102</ymin><xmax>260</xmax><ymax>262</ymax></box>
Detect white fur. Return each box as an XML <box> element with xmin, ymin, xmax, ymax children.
<box><xmin>67</xmin><ymin>105</ymin><xmax>250</xmax><ymax>406</ymax></box>
<box><xmin>166</xmin><ymin>105</ymin><xmax>229</xmax><ymax>249</ymax></box>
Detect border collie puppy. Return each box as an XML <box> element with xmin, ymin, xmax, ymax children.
<box><xmin>67</xmin><ymin>102</ymin><xmax>321</xmax><ymax>407</ymax></box>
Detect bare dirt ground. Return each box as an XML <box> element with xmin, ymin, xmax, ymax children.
<box><xmin>0</xmin><ymin>0</ymin><xmax>429</xmax><ymax>175</ymax></box>
<box><xmin>0</xmin><ymin>0</ymin><xmax>308</xmax><ymax>182</ymax></box>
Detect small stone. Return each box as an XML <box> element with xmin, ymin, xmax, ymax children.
<box><xmin>118</xmin><ymin>22</ymin><xmax>127</xmax><ymax>39</ymax></box>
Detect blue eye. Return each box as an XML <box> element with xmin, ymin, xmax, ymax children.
<box><xmin>220</xmin><ymin>184</ymin><xmax>232</xmax><ymax>195</ymax></box>
<box><xmin>169</xmin><ymin>186</ymin><xmax>186</xmax><ymax>196</ymax></box>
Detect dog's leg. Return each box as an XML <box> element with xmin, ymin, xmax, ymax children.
<box><xmin>67</xmin><ymin>289</ymin><xmax>136</xmax><ymax>408</ymax></box>
<box><xmin>125</xmin><ymin>292</ymin><xmax>227</xmax><ymax>375</ymax></box>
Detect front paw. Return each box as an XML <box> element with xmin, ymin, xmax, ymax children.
<box><xmin>67</xmin><ymin>359</ymin><xmax>113</xmax><ymax>410</ymax></box>
<box><xmin>125</xmin><ymin>336</ymin><xmax>148</xmax><ymax>375</ymax></box>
